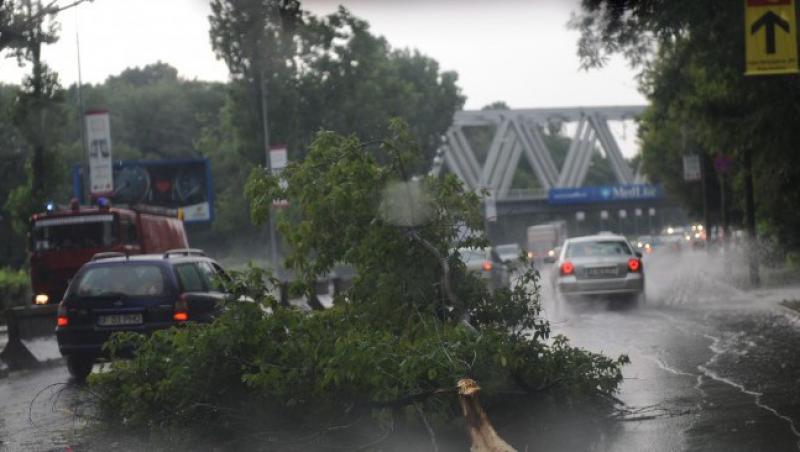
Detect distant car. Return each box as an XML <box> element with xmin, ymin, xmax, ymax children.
<box><xmin>457</xmin><ymin>247</ymin><xmax>510</xmax><ymax>291</ymax></box>
<box><xmin>56</xmin><ymin>249</ymin><xmax>230</xmax><ymax>381</ymax></box>
<box><xmin>553</xmin><ymin>234</ymin><xmax>645</xmax><ymax>303</ymax></box>
<box><xmin>658</xmin><ymin>234</ymin><xmax>684</xmax><ymax>253</ymax></box>
<box><xmin>635</xmin><ymin>235</ymin><xmax>655</xmax><ymax>254</ymax></box>
<box><xmin>526</xmin><ymin>221</ymin><xmax>567</xmax><ymax>264</ymax></box>
<box><xmin>494</xmin><ymin>243</ymin><xmax>524</xmax><ymax>266</ymax></box>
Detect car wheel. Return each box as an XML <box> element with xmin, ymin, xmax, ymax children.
<box><xmin>66</xmin><ymin>355</ymin><xmax>94</xmax><ymax>382</ymax></box>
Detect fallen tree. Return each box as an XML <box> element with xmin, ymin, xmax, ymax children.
<box><xmin>89</xmin><ymin>120</ymin><xmax>629</xmax><ymax>449</ymax></box>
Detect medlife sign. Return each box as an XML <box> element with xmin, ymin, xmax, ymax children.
<box><xmin>85</xmin><ymin>110</ymin><xmax>113</xmax><ymax>196</ymax></box>
<box><xmin>548</xmin><ymin>184</ymin><xmax>662</xmax><ymax>205</ymax></box>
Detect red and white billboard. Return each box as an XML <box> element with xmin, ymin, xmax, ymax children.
<box><xmin>85</xmin><ymin>110</ymin><xmax>113</xmax><ymax>196</ymax></box>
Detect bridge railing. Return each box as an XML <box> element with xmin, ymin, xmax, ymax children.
<box><xmin>499</xmin><ymin>188</ymin><xmax>549</xmax><ymax>201</ymax></box>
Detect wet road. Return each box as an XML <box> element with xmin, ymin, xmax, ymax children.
<box><xmin>2</xmin><ymin>251</ymin><xmax>800</xmax><ymax>451</ymax></box>
<box><xmin>531</xmin><ymin>251</ymin><xmax>800</xmax><ymax>451</ymax></box>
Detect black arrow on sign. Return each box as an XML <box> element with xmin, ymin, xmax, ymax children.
<box><xmin>751</xmin><ymin>11</ymin><xmax>790</xmax><ymax>54</ymax></box>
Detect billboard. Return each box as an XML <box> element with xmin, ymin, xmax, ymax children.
<box><xmin>548</xmin><ymin>184</ymin><xmax>662</xmax><ymax>205</ymax></box>
<box><xmin>73</xmin><ymin>158</ymin><xmax>214</xmax><ymax>223</ymax></box>
<box><xmin>85</xmin><ymin>111</ymin><xmax>113</xmax><ymax>196</ymax></box>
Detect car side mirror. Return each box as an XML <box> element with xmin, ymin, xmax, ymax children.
<box><xmin>635</xmin><ymin>251</ymin><xmax>643</xmax><ymax>258</ymax></box>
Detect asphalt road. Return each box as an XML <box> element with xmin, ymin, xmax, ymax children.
<box><xmin>528</xmin><ymin>251</ymin><xmax>800</xmax><ymax>452</ymax></box>
<box><xmin>1</xmin><ymin>251</ymin><xmax>800</xmax><ymax>451</ymax></box>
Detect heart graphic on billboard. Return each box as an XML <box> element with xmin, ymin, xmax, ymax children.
<box><xmin>155</xmin><ymin>180</ymin><xmax>171</xmax><ymax>193</ymax></box>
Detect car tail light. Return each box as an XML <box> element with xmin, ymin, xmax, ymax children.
<box><xmin>173</xmin><ymin>312</ymin><xmax>188</xmax><ymax>322</ymax></box>
<box><xmin>482</xmin><ymin>261</ymin><xmax>493</xmax><ymax>272</ymax></box>
<box><xmin>560</xmin><ymin>261</ymin><xmax>574</xmax><ymax>276</ymax></box>
<box><xmin>56</xmin><ymin>302</ymin><xmax>68</xmax><ymax>327</ymax></box>
<box><xmin>174</xmin><ymin>294</ymin><xmax>189</xmax><ymax>322</ymax></box>
<box><xmin>628</xmin><ymin>258</ymin><xmax>642</xmax><ymax>272</ymax></box>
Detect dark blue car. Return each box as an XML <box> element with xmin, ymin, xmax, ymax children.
<box><xmin>56</xmin><ymin>249</ymin><xmax>228</xmax><ymax>381</ymax></box>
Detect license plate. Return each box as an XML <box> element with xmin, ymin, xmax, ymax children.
<box><xmin>586</xmin><ymin>266</ymin><xmax>618</xmax><ymax>277</ymax></box>
<box><xmin>97</xmin><ymin>313</ymin><xmax>143</xmax><ymax>326</ymax></box>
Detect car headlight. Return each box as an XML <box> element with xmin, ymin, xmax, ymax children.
<box><xmin>35</xmin><ymin>294</ymin><xmax>49</xmax><ymax>305</ymax></box>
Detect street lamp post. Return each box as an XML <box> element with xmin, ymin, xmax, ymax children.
<box><xmin>575</xmin><ymin>211</ymin><xmax>585</xmax><ymax>236</ymax></box>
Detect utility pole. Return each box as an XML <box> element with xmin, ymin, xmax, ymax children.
<box><xmin>29</xmin><ymin>4</ymin><xmax>45</xmax><ymax>200</ymax></box>
<box><xmin>720</xmin><ymin>170</ymin><xmax>731</xmax><ymax>273</ymax></box>
<box><xmin>743</xmin><ymin>148</ymin><xmax>760</xmax><ymax>287</ymax></box>
<box><xmin>260</xmin><ymin>65</ymin><xmax>279</xmax><ymax>273</ymax></box>
<box><xmin>75</xmin><ymin>7</ymin><xmax>88</xmax><ymax>202</ymax></box>
<box><xmin>700</xmin><ymin>154</ymin><xmax>711</xmax><ymax>252</ymax></box>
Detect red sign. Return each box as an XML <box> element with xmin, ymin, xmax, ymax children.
<box><xmin>714</xmin><ymin>154</ymin><xmax>734</xmax><ymax>175</ymax></box>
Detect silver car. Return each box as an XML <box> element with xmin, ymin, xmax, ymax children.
<box><xmin>553</xmin><ymin>234</ymin><xmax>645</xmax><ymax>302</ymax></box>
<box><xmin>457</xmin><ymin>247</ymin><xmax>510</xmax><ymax>291</ymax></box>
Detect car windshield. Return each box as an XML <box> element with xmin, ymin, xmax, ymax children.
<box><xmin>73</xmin><ymin>264</ymin><xmax>167</xmax><ymax>297</ymax></box>
<box><xmin>32</xmin><ymin>214</ymin><xmax>117</xmax><ymax>251</ymax></box>
<box><xmin>458</xmin><ymin>248</ymin><xmax>486</xmax><ymax>263</ymax></box>
<box><xmin>495</xmin><ymin>244</ymin><xmax>519</xmax><ymax>255</ymax></box>
<box><xmin>566</xmin><ymin>240</ymin><xmax>632</xmax><ymax>258</ymax></box>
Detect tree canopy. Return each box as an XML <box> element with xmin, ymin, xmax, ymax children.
<box><xmin>90</xmin><ymin>121</ymin><xmax>628</xmax><ymax>448</ymax></box>
<box><xmin>574</xmin><ymin>1</ymin><xmax>800</xmax><ymax>247</ymax></box>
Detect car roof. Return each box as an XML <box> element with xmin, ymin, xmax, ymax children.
<box><xmin>495</xmin><ymin>243</ymin><xmax>519</xmax><ymax>249</ymax></box>
<box><xmin>84</xmin><ymin>254</ymin><xmax>217</xmax><ymax>267</ymax></box>
<box><xmin>566</xmin><ymin>234</ymin><xmax>628</xmax><ymax>243</ymax></box>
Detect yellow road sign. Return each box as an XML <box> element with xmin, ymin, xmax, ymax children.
<box><xmin>745</xmin><ymin>0</ymin><xmax>799</xmax><ymax>76</ymax></box>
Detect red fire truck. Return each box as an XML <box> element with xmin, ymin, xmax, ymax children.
<box><xmin>28</xmin><ymin>199</ymin><xmax>189</xmax><ymax>305</ymax></box>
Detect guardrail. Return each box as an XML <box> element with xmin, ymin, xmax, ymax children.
<box><xmin>500</xmin><ymin>188</ymin><xmax>548</xmax><ymax>201</ymax></box>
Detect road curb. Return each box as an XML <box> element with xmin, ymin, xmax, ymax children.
<box><xmin>778</xmin><ymin>300</ymin><xmax>800</xmax><ymax>321</ymax></box>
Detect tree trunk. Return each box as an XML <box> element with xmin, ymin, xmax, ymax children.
<box><xmin>457</xmin><ymin>379</ymin><xmax>516</xmax><ymax>452</ymax></box>
<box><xmin>743</xmin><ymin>148</ymin><xmax>760</xmax><ymax>287</ymax></box>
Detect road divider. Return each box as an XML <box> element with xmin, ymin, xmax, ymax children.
<box><xmin>0</xmin><ymin>304</ymin><xmax>60</xmax><ymax>373</ymax></box>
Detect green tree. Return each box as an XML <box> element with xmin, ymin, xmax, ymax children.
<box><xmin>573</xmin><ymin>1</ymin><xmax>800</xmax><ymax>248</ymax></box>
<box><xmin>0</xmin><ymin>84</ymin><xmax>28</xmax><ymax>266</ymax></box>
<box><xmin>205</xmin><ymin>3</ymin><xmax>465</xmax><ymax>258</ymax></box>
<box><xmin>66</xmin><ymin>62</ymin><xmax>228</xmax><ymax>160</ymax></box>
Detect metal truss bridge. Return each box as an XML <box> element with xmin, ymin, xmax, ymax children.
<box><xmin>429</xmin><ymin>105</ymin><xmax>647</xmax><ymax>201</ymax></box>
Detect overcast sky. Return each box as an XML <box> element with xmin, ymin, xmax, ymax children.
<box><xmin>0</xmin><ymin>0</ymin><xmax>646</xmax><ymax>154</ymax></box>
